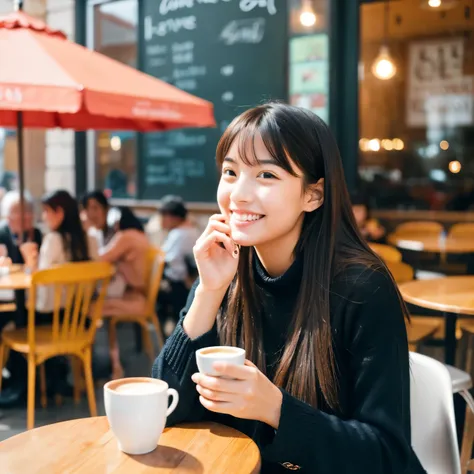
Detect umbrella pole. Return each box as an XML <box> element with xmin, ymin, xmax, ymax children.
<box><xmin>17</xmin><ymin>111</ymin><xmax>25</xmax><ymax>244</ymax></box>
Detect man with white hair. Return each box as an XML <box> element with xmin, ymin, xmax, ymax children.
<box><xmin>0</xmin><ymin>191</ymin><xmax>42</xmax><ymax>408</ymax></box>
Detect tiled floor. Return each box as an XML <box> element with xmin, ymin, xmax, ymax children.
<box><xmin>0</xmin><ymin>323</ymin><xmax>160</xmax><ymax>442</ymax></box>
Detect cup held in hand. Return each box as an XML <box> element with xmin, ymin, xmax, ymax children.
<box><xmin>196</xmin><ymin>346</ymin><xmax>245</xmax><ymax>376</ymax></box>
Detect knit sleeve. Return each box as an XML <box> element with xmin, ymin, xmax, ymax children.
<box><xmin>260</xmin><ymin>270</ymin><xmax>425</xmax><ymax>474</ymax></box>
<box><xmin>152</xmin><ymin>279</ymin><xmax>219</xmax><ymax>426</ymax></box>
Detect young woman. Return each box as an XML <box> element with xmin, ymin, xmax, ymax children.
<box><xmin>351</xmin><ymin>192</ymin><xmax>387</xmax><ymax>243</ymax></box>
<box><xmin>36</xmin><ymin>190</ymin><xmax>98</xmax><ymax>313</ymax></box>
<box><xmin>153</xmin><ymin>104</ymin><xmax>425</xmax><ymax>474</ymax></box>
<box><xmin>81</xmin><ymin>190</ymin><xmax>114</xmax><ymax>247</ymax></box>
<box><xmin>98</xmin><ymin>207</ymin><xmax>150</xmax><ymax>379</ymax></box>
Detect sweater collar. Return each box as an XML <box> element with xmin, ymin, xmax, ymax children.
<box><xmin>253</xmin><ymin>249</ymin><xmax>303</xmax><ymax>291</ymax></box>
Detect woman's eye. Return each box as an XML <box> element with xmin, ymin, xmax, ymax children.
<box><xmin>222</xmin><ymin>168</ymin><xmax>236</xmax><ymax>177</ymax></box>
<box><xmin>258</xmin><ymin>172</ymin><xmax>276</xmax><ymax>179</ymax></box>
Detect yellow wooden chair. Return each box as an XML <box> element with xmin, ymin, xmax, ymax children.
<box><xmin>449</xmin><ymin>223</ymin><xmax>474</xmax><ymax>238</ymax></box>
<box><xmin>369</xmin><ymin>243</ymin><xmax>402</xmax><ymax>263</ymax></box>
<box><xmin>0</xmin><ymin>261</ymin><xmax>113</xmax><ymax>430</ymax></box>
<box><xmin>395</xmin><ymin>221</ymin><xmax>443</xmax><ymax>236</ymax></box>
<box><xmin>107</xmin><ymin>247</ymin><xmax>166</xmax><ymax>368</ymax></box>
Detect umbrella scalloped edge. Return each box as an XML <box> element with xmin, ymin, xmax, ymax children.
<box><xmin>0</xmin><ymin>11</ymin><xmax>66</xmax><ymax>40</ymax></box>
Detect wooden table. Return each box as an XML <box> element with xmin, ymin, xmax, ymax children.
<box><xmin>0</xmin><ymin>417</ymin><xmax>261</xmax><ymax>474</ymax></box>
<box><xmin>388</xmin><ymin>233</ymin><xmax>474</xmax><ymax>254</ymax></box>
<box><xmin>399</xmin><ymin>276</ymin><xmax>474</xmax><ymax>364</ymax></box>
<box><xmin>0</xmin><ymin>268</ymin><xmax>30</xmax><ymax>290</ymax></box>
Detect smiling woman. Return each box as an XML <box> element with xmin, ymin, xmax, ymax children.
<box><xmin>153</xmin><ymin>102</ymin><xmax>426</xmax><ymax>474</ymax></box>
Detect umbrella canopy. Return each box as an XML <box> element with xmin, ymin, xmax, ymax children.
<box><xmin>0</xmin><ymin>11</ymin><xmax>215</xmax><ymax>130</ymax></box>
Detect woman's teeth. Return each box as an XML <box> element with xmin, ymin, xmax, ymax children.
<box><xmin>233</xmin><ymin>214</ymin><xmax>263</xmax><ymax>222</ymax></box>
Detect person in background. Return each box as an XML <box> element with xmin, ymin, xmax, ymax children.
<box><xmin>81</xmin><ymin>190</ymin><xmax>114</xmax><ymax>247</ymax></box>
<box><xmin>98</xmin><ymin>207</ymin><xmax>150</xmax><ymax>379</ymax></box>
<box><xmin>36</xmin><ymin>190</ymin><xmax>98</xmax><ymax>314</ymax></box>
<box><xmin>351</xmin><ymin>192</ymin><xmax>386</xmax><ymax>243</ymax></box>
<box><xmin>0</xmin><ymin>191</ymin><xmax>43</xmax><ymax>407</ymax></box>
<box><xmin>157</xmin><ymin>195</ymin><xmax>199</xmax><ymax>329</ymax></box>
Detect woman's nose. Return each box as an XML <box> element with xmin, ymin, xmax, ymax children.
<box><xmin>230</xmin><ymin>175</ymin><xmax>253</xmax><ymax>203</ymax></box>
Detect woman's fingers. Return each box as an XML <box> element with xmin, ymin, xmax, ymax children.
<box><xmin>195</xmin><ymin>384</ymin><xmax>234</xmax><ymax>402</ymax></box>
<box><xmin>195</xmin><ymin>230</ymin><xmax>236</xmax><ymax>258</ymax></box>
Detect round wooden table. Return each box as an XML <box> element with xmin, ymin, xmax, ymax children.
<box><xmin>388</xmin><ymin>233</ymin><xmax>474</xmax><ymax>254</ymax></box>
<box><xmin>399</xmin><ymin>276</ymin><xmax>474</xmax><ymax>364</ymax></box>
<box><xmin>0</xmin><ymin>417</ymin><xmax>261</xmax><ymax>474</ymax></box>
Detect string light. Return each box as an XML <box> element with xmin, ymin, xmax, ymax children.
<box><xmin>440</xmin><ymin>140</ymin><xmax>449</xmax><ymax>150</ymax></box>
<box><xmin>300</xmin><ymin>0</ymin><xmax>316</xmax><ymax>27</ymax></box>
<box><xmin>449</xmin><ymin>160</ymin><xmax>461</xmax><ymax>173</ymax></box>
<box><xmin>372</xmin><ymin>1</ymin><xmax>397</xmax><ymax>80</ymax></box>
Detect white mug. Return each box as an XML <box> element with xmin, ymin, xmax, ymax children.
<box><xmin>196</xmin><ymin>346</ymin><xmax>246</xmax><ymax>376</ymax></box>
<box><xmin>104</xmin><ymin>377</ymin><xmax>179</xmax><ymax>455</ymax></box>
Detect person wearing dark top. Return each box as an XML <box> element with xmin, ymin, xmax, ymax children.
<box><xmin>153</xmin><ymin>103</ymin><xmax>426</xmax><ymax>473</ymax></box>
<box><xmin>351</xmin><ymin>192</ymin><xmax>387</xmax><ymax>244</ymax></box>
<box><xmin>0</xmin><ymin>191</ymin><xmax>42</xmax><ymax>407</ymax></box>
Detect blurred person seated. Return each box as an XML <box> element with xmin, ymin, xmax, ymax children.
<box><xmin>351</xmin><ymin>193</ymin><xmax>386</xmax><ymax>244</ymax></box>
<box><xmin>97</xmin><ymin>207</ymin><xmax>150</xmax><ymax>379</ymax></box>
<box><xmin>0</xmin><ymin>191</ymin><xmax>43</xmax><ymax>407</ymax></box>
<box><xmin>81</xmin><ymin>190</ymin><xmax>114</xmax><ymax>247</ymax></box>
<box><xmin>157</xmin><ymin>196</ymin><xmax>199</xmax><ymax>329</ymax></box>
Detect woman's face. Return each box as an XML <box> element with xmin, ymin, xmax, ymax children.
<box><xmin>85</xmin><ymin>198</ymin><xmax>107</xmax><ymax>229</ymax></box>
<box><xmin>42</xmin><ymin>205</ymin><xmax>64</xmax><ymax>231</ymax></box>
<box><xmin>217</xmin><ymin>134</ymin><xmax>323</xmax><ymax>249</ymax></box>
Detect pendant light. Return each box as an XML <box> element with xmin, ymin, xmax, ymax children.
<box><xmin>420</xmin><ymin>0</ymin><xmax>459</xmax><ymax>10</ymax></box>
<box><xmin>300</xmin><ymin>0</ymin><xmax>317</xmax><ymax>27</ymax></box>
<box><xmin>372</xmin><ymin>0</ymin><xmax>397</xmax><ymax>80</ymax></box>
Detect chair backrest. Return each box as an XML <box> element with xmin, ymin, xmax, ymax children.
<box><xmin>395</xmin><ymin>221</ymin><xmax>443</xmax><ymax>236</ymax></box>
<box><xmin>449</xmin><ymin>223</ymin><xmax>474</xmax><ymax>238</ymax></box>
<box><xmin>28</xmin><ymin>261</ymin><xmax>114</xmax><ymax>349</ymax></box>
<box><xmin>409</xmin><ymin>352</ymin><xmax>461</xmax><ymax>474</ymax></box>
<box><xmin>368</xmin><ymin>242</ymin><xmax>402</xmax><ymax>263</ymax></box>
<box><xmin>385</xmin><ymin>261</ymin><xmax>414</xmax><ymax>284</ymax></box>
<box><xmin>144</xmin><ymin>246</ymin><xmax>166</xmax><ymax>315</ymax></box>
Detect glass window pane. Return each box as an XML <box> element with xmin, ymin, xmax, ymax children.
<box><xmin>359</xmin><ymin>0</ymin><xmax>474</xmax><ymax>210</ymax></box>
<box><xmin>92</xmin><ymin>0</ymin><xmax>138</xmax><ymax>198</ymax></box>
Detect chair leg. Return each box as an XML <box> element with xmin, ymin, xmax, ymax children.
<box><xmin>70</xmin><ymin>356</ymin><xmax>82</xmax><ymax>404</ymax></box>
<box><xmin>141</xmin><ymin>322</ymin><xmax>155</xmax><ymax>363</ymax></box>
<box><xmin>83</xmin><ymin>349</ymin><xmax>97</xmax><ymax>417</ymax></box>
<box><xmin>108</xmin><ymin>320</ymin><xmax>124</xmax><ymax>380</ymax></box>
<box><xmin>27</xmin><ymin>356</ymin><xmax>36</xmax><ymax>430</ymax></box>
<box><xmin>466</xmin><ymin>334</ymin><xmax>474</xmax><ymax>375</ymax></box>
<box><xmin>151</xmin><ymin>314</ymin><xmax>165</xmax><ymax>351</ymax></box>
<box><xmin>460</xmin><ymin>390</ymin><xmax>474</xmax><ymax>474</ymax></box>
<box><xmin>39</xmin><ymin>364</ymin><xmax>47</xmax><ymax>409</ymax></box>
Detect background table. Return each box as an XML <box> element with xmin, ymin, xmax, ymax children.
<box><xmin>0</xmin><ymin>417</ymin><xmax>261</xmax><ymax>473</ymax></box>
<box><xmin>0</xmin><ymin>269</ymin><xmax>31</xmax><ymax>290</ymax></box>
<box><xmin>388</xmin><ymin>234</ymin><xmax>474</xmax><ymax>254</ymax></box>
<box><xmin>399</xmin><ymin>276</ymin><xmax>474</xmax><ymax>364</ymax></box>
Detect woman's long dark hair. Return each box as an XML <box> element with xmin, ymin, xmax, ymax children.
<box><xmin>216</xmin><ymin>103</ymin><xmax>407</xmax><ymax>410</ymax></box>
<box><xmin>81</xmin><ymin>190</ymin><xmax>109</xmax><ymax>232</ymax></box>
<box><xmin>117</xmin><ymin>207</ymin><xmax>144</xmax><ymax>232</ymax></box>
<box><xmin>42</xmin><ymin>190</ymin><xmax>90</xmax><ymax>262</ymax></box>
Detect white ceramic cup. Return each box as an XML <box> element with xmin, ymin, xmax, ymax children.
<box><xmin>196</xmin><ymin>346</ymin><xmax>246</xmax><ymax>376</ymax></box>
<box><xmin>104</xmin><ymin>377</ymin><xmax>179</xmax><ymax>455</ymax></box>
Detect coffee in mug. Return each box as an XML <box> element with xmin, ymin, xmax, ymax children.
<box><xmin>196</xmin><ymin>346</ymin><xmax>245</xmax><ymax>376</ymax></box>
<box><xmin>104</xmin><ymin>377</ymin><xmax>179</xmax><ymax>455</ymax></box>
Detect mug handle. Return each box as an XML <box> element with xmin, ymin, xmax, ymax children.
<box><xmin>166</xmin><ymin>388</ymin><xmax>179</xmax><ymax>417</ymax></box>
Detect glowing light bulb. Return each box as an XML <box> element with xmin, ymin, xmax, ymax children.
<box><xmin>428</xmin><ymin>0</ymin><xmax>441</xmax><ymax>7</ymax></box>
<box><xmin>440</xmin><ymin>140</ymin><xmax>449</xmax><ymax>150</ymax></box>
<box><xmin>449</xmin><ymin>160</ymin><xmax>461</xmax><ymax>174</ymax></box>
<box><xmin>372</xmin><ymin>46</ymin><xmax>397</xmax><ymax>80</ymax></box>
<box><xmin>300</xmin><ymin>9</ymin><xmax>316</xmax><ymax>27</ymax></box>
<box><xmin>110</xmin><ymin>136</ymin><xmax>121</xmax><ymax>151</ymax></box>
<box><xmin>368</xmin><ymin>139</ymin><xmax>381</xmax><ymax>152</ymax></box>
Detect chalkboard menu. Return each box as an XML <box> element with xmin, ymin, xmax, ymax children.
<box><xmin>142</xmin><ymin>0</ymin><xmax>288</xmax><ymax>203</ymax></box>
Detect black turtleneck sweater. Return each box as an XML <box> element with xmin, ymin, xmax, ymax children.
<box><xmin>152</xmin><ymin>255</ymin><xmax>426</xmax><ymax>474</ymax></box>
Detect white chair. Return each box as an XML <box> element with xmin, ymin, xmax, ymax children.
<box><xmin>410</xmin><ymin>352</ymin><xmax>461</xmax><ymax>474</ymax></box>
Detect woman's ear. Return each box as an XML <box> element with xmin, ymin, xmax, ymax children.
<box><xmin>303</xmin><ymin>178</ymin><xmax>325</xmax><ymax>213</ymax></box>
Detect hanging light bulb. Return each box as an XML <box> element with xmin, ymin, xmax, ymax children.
<box><xmin>300</xmin><ymin>0</ymin><xmax>317</xmax><ymax>27</ymax></box>
<box><xmin>420</xmin><ymin>0</ymin><xmax>459</xmax><ymax>10</ymax></box>
<box><xmin>372</xmin><ymin>46</ymin><xmax>397</xmax><ymax>80</ymax></box>
<box><xmin>372</xmin><ymin>0</ymin><xmax>397</xmax><ymax>80</ymax></box>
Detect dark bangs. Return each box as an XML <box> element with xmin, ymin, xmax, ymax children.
<box><xmin>216</xmin><ymin>106</ymin><xmax>299</xmax><ymax>178</ymax></box>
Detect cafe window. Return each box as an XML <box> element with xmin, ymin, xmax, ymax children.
<box><xmin>359</xmin><ymin>0</ymin><xmax>474</xmax><ymax>211</ymax></box>
<box><xmin>289</xmin><ymin>0</ymin><xmax>330</xmax><ymax>124</ymax></box>
<box><xmin>88</xmin><ymin>0</ymin><xmax>138</xmax><ymax>198</ymax></box>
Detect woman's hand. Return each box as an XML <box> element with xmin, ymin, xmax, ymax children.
<box><xmin>193</xmin><ymin>214</ymin><xmax>239</xmax><ymax>292</ymax></box>
<box><xmin>191</xmin><ymin>360</ymin><xmax>283</xmax><ymax>429</ymax></box>
<box><xmin>0</xmin><ymin>256</ymin><xmax>12</xmax><ymax>267</ymax></box>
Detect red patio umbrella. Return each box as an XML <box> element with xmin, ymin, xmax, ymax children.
<box><xmin>0</xmin><ymin>3</ymin><xmax>215</xmax><ymax>237</ymax></box>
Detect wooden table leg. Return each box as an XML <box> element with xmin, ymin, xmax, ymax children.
<box><xmin>445</xmin><ymin>312</ymin><xmax>458</xmax><ymax>365</ymax></box>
